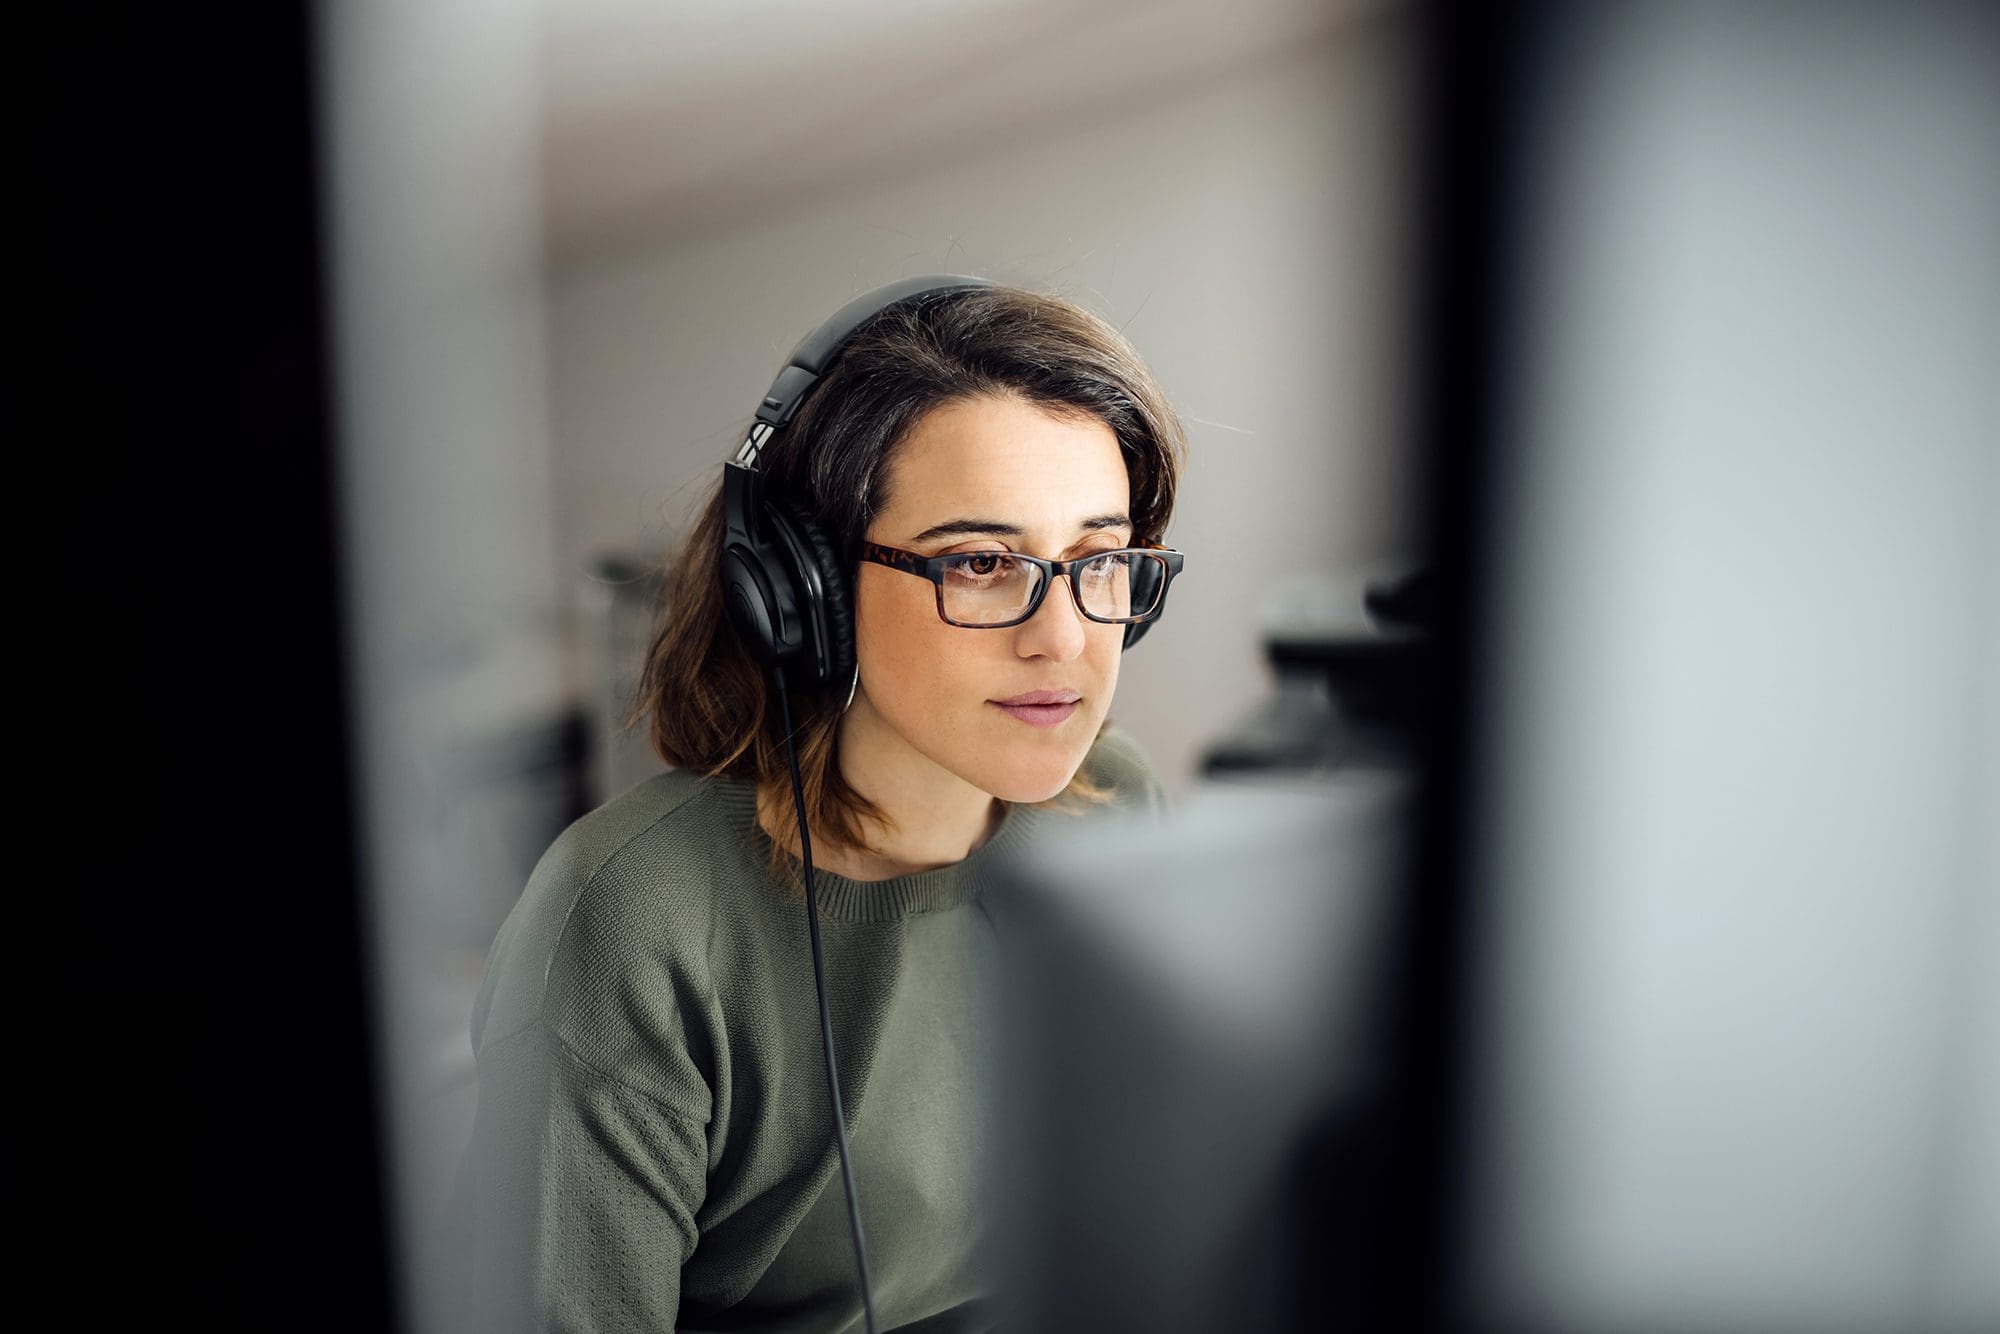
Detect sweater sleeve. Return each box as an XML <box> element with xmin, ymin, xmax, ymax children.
<box><xmin>440</xmin><ymin>772</ymin><xmax>725</xmax><ymax>1331</ymax></box>
<box><xmin>448</xmin><ymin>1020</ymin><xmax>709</xmax><ymax>1334</ymax></box>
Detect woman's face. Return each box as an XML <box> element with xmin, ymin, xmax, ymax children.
<box><xmin>848</xmin><ymin>392</ymin><xmax>1133</xmax><ymax>805</ymax></box>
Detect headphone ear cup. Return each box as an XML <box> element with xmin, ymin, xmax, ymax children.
<box><xmin>722</xmin><ymin>545</ymin><xmax>785</xmax><ymax>667</ymax></box>
<box><xmin>770</xmin><ymin>499</ymin><xmax>857</xmax><ymax>691</ymax></box>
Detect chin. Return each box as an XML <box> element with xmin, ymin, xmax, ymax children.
<box><xmin>986</xmin><ymin>773</ymin><xmax>1075</xmax><ymax>805</ymax></box>
<box><xmin>967</xmin><ymin>744</ymin><xmax>1092</xmax><ymax>805</ymax></box>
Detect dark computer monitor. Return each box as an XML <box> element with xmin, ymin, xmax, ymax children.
<box><xmin>979</xmin><ymin>772</ymin><xmax>1416</xmax><ymax>1331</ymax></box>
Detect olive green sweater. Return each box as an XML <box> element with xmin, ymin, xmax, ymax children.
<box><xmin>443</xmin><ymin>726</ymin><xmax>1167</xmax><ymax>1333</ymax></box>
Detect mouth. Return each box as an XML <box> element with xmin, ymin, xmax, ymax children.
<box><xmin>990</xmin><ymin>690</ymin><xmax>1082</xmax><ymax>728</ymax></box>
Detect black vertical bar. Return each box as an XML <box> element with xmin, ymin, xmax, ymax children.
<box><xmin>1392</xmin><ymin>1</ymin><xmax>1545</xmax><ymax>1328</ymax></box>
<box><xmin>32</xmin><ymin>4</ymin><xmax>398</xmax><ymax>1328</ymax></box>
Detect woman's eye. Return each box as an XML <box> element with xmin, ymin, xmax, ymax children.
<box><xmin>947</xmin><ymin>552</ymin><xmax>1013</xmax><ymax>582</ymax></box>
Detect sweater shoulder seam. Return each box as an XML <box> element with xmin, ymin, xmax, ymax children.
<box><xmin>542</xmin><ymin>770</ymin><xmax>720</xmax><ymax>1004</ymax></box>
<box><xmin>475</xmin><ymin>1012</ymin><xmax>713</xmax><ymax>1131</ymax></box>
<box><xmin>543</xmin><ymin>1017</ymin><xmax>713</xmax><ymax>1131</ymax></box>
<box><xmin>483</xmin><ymin>770</ymin><xmax>720</xmax><ymax>1050</ymax></box>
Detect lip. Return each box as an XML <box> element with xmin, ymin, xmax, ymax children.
<box><xmin>992</xmin><ymin>689</ymin><xmax>1082</xmax><ymax>706</ymax></box>
<box><xmin>991</xmin><ymin>699</ymin><xmax>1080</xmax><ymax>728</ymax></box>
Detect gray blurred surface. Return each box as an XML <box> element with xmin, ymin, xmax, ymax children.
<box><xmin>1464</xmin><ymin>4</ymin><xmax>2000</xmax><ymax>1330</ymax></box>
<box><xmin>317</xmin><ymin>4</ymin><xmax>566</xmax><ymax>1332</ymax></box>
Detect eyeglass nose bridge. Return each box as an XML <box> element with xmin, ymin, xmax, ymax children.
<box><xmin>1025</xmin><ymin>564</ymin><xmax>1091</xmax><ymax>625</ymax></box>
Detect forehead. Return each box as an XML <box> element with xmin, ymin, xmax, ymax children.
<box><xmin>876</xmin><ymin>394</ymin><xmax>1130</xmax><ymax>540</ymax></box>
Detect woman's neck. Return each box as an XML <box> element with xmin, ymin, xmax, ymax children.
<box><xmin>757</xmin><ymin>787</ymin><xmax>1002</xmax><ymax>882</ymax></box>
<box><xmin>757</xmin><ymin>696</ymin><xmax>1003</xmax><ymax>882</ymax></box>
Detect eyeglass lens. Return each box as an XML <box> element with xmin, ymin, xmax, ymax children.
<box><xmin>939</xmin><ymin>551</ymin><xmax>1165</xmax><ymax>626</ymax></box>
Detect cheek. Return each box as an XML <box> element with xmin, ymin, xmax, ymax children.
<box><xmin>1085</xmin><ymin>631</ymin><xmax>1125</xmax><ymax>707</ymax></box>
<box><xmin>853</xmin><ymin>586</ymin><xmax>921</xmax><ymax>661</ymax></box>
<box><xmin>854</xmin><ymin>582</ymin><xmax>983</xmax><ymax>706</ymax></box>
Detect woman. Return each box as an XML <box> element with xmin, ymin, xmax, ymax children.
<box><xmin>447</xmin><ymin>280</ymin><xmax>1187</xmax><ymax>1332</ymax></box>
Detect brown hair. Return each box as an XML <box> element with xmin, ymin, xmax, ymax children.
<box><xmin>626</xmin><ymin>284</ymin><xmax>1186</xmax><ymax>886</ymax></box>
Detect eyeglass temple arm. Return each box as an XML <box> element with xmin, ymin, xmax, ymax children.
<box><xmin>858</xmin><ymin>541</ymin><xmax>929</xmax><ymax>576</ymax></box>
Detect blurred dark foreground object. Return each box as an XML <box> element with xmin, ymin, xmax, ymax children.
<box><xmin>980</xmin><ymin>772</ymin><xmax>1415</xmax><ymax>1330</ymax></box>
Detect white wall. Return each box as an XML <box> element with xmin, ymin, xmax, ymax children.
<box><xmin>543</xmin><ymin>14</ymin><xmax>1416</xmax><ymax>795</ymax></box>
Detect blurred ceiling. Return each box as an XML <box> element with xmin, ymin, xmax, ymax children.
<box><xmin>538</xmin><ymin>0</ymin><xmax>1389</xmax><ymax>262</ymax></box>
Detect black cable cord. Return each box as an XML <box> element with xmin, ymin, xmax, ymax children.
<box><xmin>774</xmin><ymin>671</ymin><xmax>880</xmax><ymax>1334</ymax></box>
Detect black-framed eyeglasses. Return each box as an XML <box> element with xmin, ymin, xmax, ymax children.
<box><xmin>860</xmin><ymin>539</ymin><xmax>1186</xmax><ymax>629</ymax></box>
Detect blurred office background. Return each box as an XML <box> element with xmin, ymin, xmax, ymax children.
<box><xmin>42</xmin><ymin>0</ymin><xmax>1995</xmax><ymax>1329</ymax></box>
<box><xmin>317</xmin><ymin>8</ymin><xmax>1420</xmax><ymax>1327</ymax></box>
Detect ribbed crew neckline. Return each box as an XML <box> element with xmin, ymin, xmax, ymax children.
<box><xmin>708</xmin><ymin>776</ymin><xmax>1039</xmax><ymax>923</ymax></box>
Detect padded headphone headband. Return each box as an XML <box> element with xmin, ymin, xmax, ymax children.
<box><xmin>757</xmin><ymin>276</ymin><xmax>995</xmax><ymax>428</ymax></box>
<box><xmin>736</xmin><ymin>275</ymin><xmax>995</xmax><ymax>469</ymax></box>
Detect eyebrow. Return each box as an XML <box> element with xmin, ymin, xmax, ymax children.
<box><xmin>906</xmin><ymin>512</ymin><xmax>1132</xmax><ymax>546</ymax></box>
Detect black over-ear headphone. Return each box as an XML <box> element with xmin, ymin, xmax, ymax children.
<box><xmin>719</xmin><ymin>274</ymin><xmax>1167</xmax><ymax>697</ymax></box>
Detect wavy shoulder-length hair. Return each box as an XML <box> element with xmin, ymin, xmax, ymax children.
<box><xmin>627</xmin><ymin>283</ymin><xmax>1186</xmax><ymax>886</ymax></box>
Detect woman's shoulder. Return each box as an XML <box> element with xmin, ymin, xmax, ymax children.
<box><xmin>548</xmin><ymin>766</ymin><xmax>716</xmax><ymax>877</ymax></box>
<box><xmin>472</xmin><ymin>767</ymin><xmax>750</xmax><ymax>1055</ymax></box>
<box><xmin>1078</xmin><ymin>721</ymin><xmax>1170</xmax><ymax>815</ymax></box>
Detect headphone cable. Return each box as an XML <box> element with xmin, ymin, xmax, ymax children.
<box><xmin>774</xmin><ymin>671</ymin><xmax>880</xmax><ymax>1334</ymax></box>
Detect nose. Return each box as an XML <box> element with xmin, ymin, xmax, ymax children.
<box><xmin>1013</xmin><ymin>573</ymin><xmax>1088</xmax><ymax>662</ymax></box>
